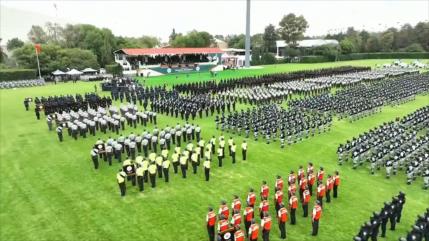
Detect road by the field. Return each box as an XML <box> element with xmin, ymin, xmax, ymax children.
<box><xmin>0</xmin><ymin>60</ymin><xmax>428</xmax><ymax>241</ymax></box>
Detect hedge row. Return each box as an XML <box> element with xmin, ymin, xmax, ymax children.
<box><xmin>338</xmin><ymin>52</ymin><xmax>429</xmax><ymax>61</ymax></box>
<box><xmin>0</xmin><ymin>69</ymin><xmax>37</xmax><ymax>81</ymax></box>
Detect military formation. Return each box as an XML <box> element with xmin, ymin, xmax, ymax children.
<box><xmin>353</xmin><ymin>192</ymin><xmax>406</xmax><ymax>241</ymax></box>
<box><xmin>338</xmin><ymin>106</ymin><xmax>429</xmax><ymax>189</ymax></box>
<box><xmin>206</xmin><ymin>165</ymin><xmax>341</xmax><ymax>241</ymax></box>
<box><xmin>399</xmin><ymin>209</ymin><xmax>429</xmax><ymax>241</ymax></box>
<box><xmin>289</xmin><ymin>73</ymin><xmax>429</xmax><ymax>121</ymax></box>
<box><xmin>0</xmin><ymin>78</ymin><xmax>45</xmax><ymax>89</ymax></box>
<box><xmin>219</xmin><ymin>104</ymin><xmax>332</xmax><ymax>147</ymax></box>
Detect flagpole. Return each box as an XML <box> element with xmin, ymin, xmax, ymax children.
<box><xmin>35</xmin><ymin>47</ymin><xmax>42</xmax><ymax>79</ymax></box>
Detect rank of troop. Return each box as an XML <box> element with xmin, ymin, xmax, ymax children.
<box><xmin>399</xmin><ymin>208</ymin><xmax>429</xmax><ymax>241</ymax></box>
<box><xmin>337</xmin><ymin>106</ymin><xmax>429</xmax><ymax>189</ymax></box>
<box><xmin>217</xmin><ymin>104</ymin><xmax>332</xmax><ymax>147</ymax></box>
<box><xmin>353</xmin><ymin>192</ymin><xmax>406</xmax><ymax>241</ymax></box>
<box><xmin>90</xmin><ymin>124</ymin><xmax>249</xmax><ymax>196</ymax></box>
<box><xmin>205</xmin><ymin>164</ymin><xmax>341</xmax><ymax>241</ymax></box>
<box><xmin>289</xmin><ymin>73</ymin><xmax>429</xmax><ymax>121</ymax></box>
<box><xmin>46</xmin><ymin>103</ymin><xmax>158</xmax><ymax>142</ymax></box>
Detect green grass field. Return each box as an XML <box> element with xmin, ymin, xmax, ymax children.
<box><xmin>0</xmin><ymin>60</ymin><xmax>428</xmax><ymax>241</ymax></box>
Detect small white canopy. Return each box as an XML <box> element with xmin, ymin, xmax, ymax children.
<box><xmin>52</xmin><ymin>69</ymin><xmax>66</xmax><ymax>75</ymax></box>
<box><xmin>66</xmin><ymin>69</ymin><xmax>83</xmax><ymax>75</ymax></box>
<box><xmin>276</xmin><ymin>39</ymin><xmax>339</xmax><ymax>48</ymax></box>
<box><xmin>81</xmin><ymin>68</ymin><xmax>97</xmax><ymax>73</ymax></box>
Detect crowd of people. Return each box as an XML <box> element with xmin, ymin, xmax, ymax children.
<box><xmin>32</xmin><ymin>93</ymin><xmax>112</xmax><ymax>116</ymax></box>
<box><xmin>353</xmin><ymin>192</ymin><xmax>406</xmax><ymax>241</ymax></box>
<box><xmin>206</xmin><ymin>164</ymin><xmax>341</xmax><ymax>241</ymax></box>
<box><xmin>0</xmin><ymin>78</ymin><xmax>45</xmax><ymax>89</ymax></box>
<box><xmin>337</xmin><ymin>106</ymin><xmax>429</xmax><ymax>188</ymax></box>
<box><xmin>399</xmin><ymin>209</ymin><xmax>429</xmax><ymax>241</ymax></box>
<box><xmin>218</xmin><ymin>104</ymin><xmax>332</xmax><ymax>147</ymax></box>
<box><xmin>173</xmin><ymin>66</ymin><xmax>370</xmax><ymax>95</ymax></box>
<box><xmin>289</xmin><ymin>73</ymin><xmax>429</xmax><ymax>121</ymax></box>
<box><xmin>45</xmin><ymin>103</ymin><xmax>158</xmax><ymax>142</ymax></box>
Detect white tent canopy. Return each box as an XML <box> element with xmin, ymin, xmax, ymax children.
<box><xmin>52</xmin><ymin>69</ymin><xmax>66</xmax><ymax>76</ymax></box>
<box><xmin>66</xmin><ymin>69</ymin><xmax>83</xmax><ymax>75</ymax></box>
<box><xmin>81</xmin><ymin>68</ymin><xmax>97</xmax><ymax>73</ymax></box>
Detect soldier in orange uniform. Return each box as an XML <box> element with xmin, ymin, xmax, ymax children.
<box><xmin>289</xmin><ymin>192</ymin><xmax>298</xmax><ymax>225</ymax></box>
<box><xmin>275</xmin><ymin>175</ymin><xmax>284</xmax><ymax>191</ymax></box>
<box><xmin>260</xmin><ymin>181</ymin><xmax>269</xmax><ymax>200</ymax></box>
<box><xmin>231</xmin><ymin>210</ymin><xmax>242</xmax><ymax>229</ymax></box>
<box><xmin>326</xmin><ymin>174</ymin><xmax>334</xmax><ymax>203</ymax></box>
<box><xmin>217</xmin><ymin>214</ymin><xmax>230</xmax><ymax>236</ymax></box>
<box><xmin>206</xmin><ymin>207</ymin><xmax>217</xmax><ymax>241</ymax></box>
<box><xmin>243</xmin><ymin>204</ymin><xmax>254</xmax><ymax>236</ymax></box>
<box><xmin>308</xmin><ymin>172</ymin><xmax>316</xmax><ymax>196</ymax></box>
<box><xmin>333</xmin><ymin>171</ymin><xmax>340</xmax><ymax>198</ymax></box>
<box><xmin>234</xmin><ymin>226</ymin><xmax>245</xmax><ymax>241</ymax></box>
<box><xmin>316</xmin><ymin>181</ymin><xmax>326</xmax><ymax>207</ymax></box>
<box><xmin>288</xmin><ymin>170</ymin><xmax>296</xmax><ymax>185</ymax></box>
<box><xmin>232</xmin><ymin>195</ymin><xmax>242</xmax><ymax>212</ymax></box>
<box><xmin>274</xmin><ymin>188</ymin><xmax>284</xmax><ymax>213</ymax></box>
<box><xmin>259</xmin><ymin>197</ymin><xmax>269</xmax><ymax>219</ymax></box>
<box><xmin>302</xmin><ymin>187</ymin><xmax>311</xmax><ymax>217</ymax></box>
<box><xmin>261</xmin><ymin>212</ymin><xmax>272</xmax><ymax>241</ymax></box>
<box><xmin>219</xmin><ymin>200</ymin><xmax>230</xmax><ymax>219</ymax></box>
<box><xmin>248</xmin><ymin>220</ymin><xmax>260</xmax><ymax>241</ymax></box>
<box><xmin>299</xmin><ymin>176</ymin><xmax>308</xmax><ymax>201</ymax></box>
<box><xmin>312</xmin><ymin>200</ymin><xmax>322</xmax><ymax>236</ymax></box>
<box><xmin>277</xmin><ymin>203</ymin><xmax>288</xmax><ymax>239</ymax></box>
<box><xmin>317</xmin><ymin>167</ymin><xmax>325</xmax><ymax>182</ymax></box>
<box><xmin>247</xmin><ymin>188</ymin><xmax>256</xmax><ymax>208</ymax></box>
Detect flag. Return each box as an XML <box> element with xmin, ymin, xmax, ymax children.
<box><xmin>34</xmin><ymin>44</ymin><xmax>42</xmax><ymax>54</ymax></box>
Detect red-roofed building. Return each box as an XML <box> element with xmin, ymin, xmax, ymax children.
<box><xmin>113</xmin><ymin>48</ymin><xmax>224</xmax><ymax>76</ymax></box>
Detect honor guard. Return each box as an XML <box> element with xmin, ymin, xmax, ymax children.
<box><xmin>333</xmin><ymin>171</ymin><xmax>340</xmax><ymax>198</ymax></box>
<box><xmin>148</xmin><ymin>162</ymin><xmax>157</xmax><ymax>188</ymax></box>
<box><xmin>116</xmin><ymin>169</ymin><xmax>126</xmax><ymax>197</ymax></box>
<box><xmin>241</xmin><ymin>141</ymin><xmax>247</xmax><ymax>160</ymax></box>
<box><xmin>244</xmin><ymin>204</ymin><xmax>254</xmax><ymax>236</ymax></box>
<box><xmin>162</xmin><ymin>159</ymin><xmax>170</xmax><ymax>183</ymax></box>
<box><xmin>261</xmin><ymin>212</ymin><xmax>272</xmax><ymax>241</ymax></box>
<box><xmin>247</xmin><ymin>188</ymin><xmax>256</xmax><ymax>208</ymax></box>
<box><xmin>207</xmin><ymin>207</ymin><xmax>216</xmax><ymax>241</ymax></box>
<box><xmin>277</xmin><ymin>203</ymin><xmax>288</xmax><ymax>239</ymax></box>
<box><xmin>248</xmin><ymin>220</ymin><xmax>260</xmax><ymax>241</ymax></box>
<box><xmin>289</xmin><ymin>193</ymin><xmax>298</xmax><ymax>225</ymax></box>
<box><xmin>311</xmin><ymin>200</ymin><xmax>322</xmax><ymax>236</ymax></box>
<box><xmin>260</xmin><ymin>181</ymin><xmax>269</xmax><ymax>200</ymax></box>
<box><xmin>302</xmin><ymin>187</ymin><xmax>311</xmax><ymax>217</ymax></box>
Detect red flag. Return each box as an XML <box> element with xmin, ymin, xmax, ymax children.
<box><xmin>34</xmin><ymin>44</ymin><xmax>42</xmax><ymax>54</ymax></box>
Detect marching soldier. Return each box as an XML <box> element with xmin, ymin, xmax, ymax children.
<box><xmin>172</xmin><ymin>150</ymin><xmax>180</xmax><ymax>174</ymax></box>
<box><xmin>234</xmin><ymin>227</ymin><xmax>245</xmax><ymax>241</ymax></box>
<box><xmin>155</xmin><ymin>155</ymin><xmax>163</xmax><ymax>178</ymax></box>
<box><xmin>217</xmin><ymin>215</ymin><xmax>230</xmax><ymax>237</ymax></box>
<box><xmin>116</xmin><ymin>169</ymin><xmax>126</xmax><ymax>197</ymax></box>
<box><xmin>274</xmin><ymin>188</ymin><xmax>283</xmax><ymax>213</ymax></box>
<box><xmin>232</xmin><ymin>195</ymin><xmax>242</xmax><ymax>213</ymax></box>
<box><xmin>248</xmin><ymin>220</ymin><xmax>260</xmax><ymax>241</ymax></box>
<box><xmin>106</xmin><ymin>144</ymin><xmax>113</xmax><ymax>166</ymax></box>
<box><xmin>206</xmin><ymin>207</ymin><xmax>216</xmax><ymax>241</ymax></box>
<box><xmin>217</xmin><ymin>146</ymin><xmax>224</xmax><ymax>167</ymax></box>
<box><xmin>247</xmin><ymin>188</ymin><xmax>256</xmax><ymax>208</ymax></box>
<box><xmin>259</xmin><ymin>197</ymin><xmax>269</xmax><ymax>219</ymax></box>
<box><xmin>90</xmin><ymin>148</ymin><xmax>99</xmax><ymax>169</ymax></box>
<box><xmin>277</xmin><ymin>203</ymin><xmax>288</xmax><ymax>239</ymax></box>
<box><xmin>289</xmin><ymin>192</ymin><xmax>298</xmax><ymax>225</ymax></box>
<box><xmin>162</xmin><ymin>159</ymin><xmax>170</xmax><ymax>183</ymax></box>
<box><xmin>231</xmin><ymin>210</ymin><xmax>242</xmax><ymax>229</ymax></box>
<box><xmin>241</xmin><ymin>140</ymin><xmax>247</xmax><ymax>160</ymax></box>
<box><xmin>219</xmin><ymin>200</ymin><xmax>230</xmax><ymax>219</ymax></box>
<box><xmin>260</xmin><ymin>181</ymin><xmax>269</xmax><ymax>200</ymax></box>
<box><xmin>308</xmin><ymin>172</ymin><xmax>316</xmax><ymax>196</ymax></box>
<box><xmin>312</xmin><ymin>200</ymin><xmax>322</xmax><ymax>236</ymax></box>
<box><xmin>180</xmin><ymin>154</ymin><xmax>187</xmax><ymax>178</ymax></box>
<box><xmin>261</xmin><ymin>212</ymin><xmax>272</xmax><ymax>241</ymax></box>
<box><xmin>302</xmin><ymin>187</ymin><xmax>311</xmax><ymax>217</ymax></box>
<box><xmin>316</xmin><ymin>181</ymin><xmax>326</xmax><ymax>207</ymax></box>
<box><xmin>148</xmin><ymin>162</ymin><xmax>157</xmax><ymax>188</ymax></box>
<box><xmin>275</xmin><ymin>175</ymin><xmax>284</xmax><ymax>191</ymax></box>
<box><xmin>56</xmin><ymin>125</ymin><xmax>63</xmax><ymax>142</ymax></box>
<box><xmin>423</xmin><ymin>169</ymin><xmax>429</xmax><ymax>190</ymax></box>
<box><xmin>228</xmin><ymin>137</ymin><xmax>234</xmax><ymax>156</ymax></box>
<box><xmin>243</xmin><ymin>204</ymin><xmax>254</xmax><ymax>236</ymax></box>
<box><xmin>326</xmin><ymin>175</ymin><xmax>334</xmax><ymax>203</ymax></box>
<box><xmin>136</xmin><ymin>163</ymin><xmax>144</xmax><ymax>192</ymax></box>
<box><xmin>203</xmin><ymin>158</ymin><xmax>211</xmax><ymax>181</ymax></box>
<box><xmin>333</xmin><ymin>171</ymin><xmax>340</xmax><ymax>198</ymax></box>
<box><xmin>191</xmin><ymin>151</ymin><xmax>199</xmax><ymax>174</ymax></box>
<box><xmin>231</xmin><ymin>143</ymin><xmax>237</xmax><ymax>164</ymax></box>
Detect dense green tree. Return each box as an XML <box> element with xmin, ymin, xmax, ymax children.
<box><xmin>6</xmin><ymin>38</ymin><xmax>24</xmax><ymax>51</ymax></box>
<box><xmin>171</xmin><ymin>30</ymin><xmax>213</xmax><ymax>47</ymax></box>
<box><xmin>404</xmin><ymin>43</ymin><xmax>425</xmax><ymax>52</ymax></box>
<box><xmin>262</xmin><ymin>24</ymin><xmax>279</xmax><ymax>52</ymax></box>
<box><xmin>225</xmin><ymin>34</ymin><xmax>245</xmax><ymax>49</ymax></box>
<box><xmin>278</xmin><ymin>13</ymin><xmax>308</xmax><ymax>46</ymax></box>
<box><xmin>380</xmin><ymin>30</ymin><xmax>395</xmax><ymax>52</ymax></box>
<box><xmin>28</xmin><ymin>25</ymin><xmax>48</xmax><ymax>44</ymax></box>
<box><xmin>366</xmin><ymin>35</ymin><xmax>381</xmax><ymax>52</ymax></box>
<box><xmin>413</xmin><ymin>22</ymin><xmax>429</xmax><ymax>51</ymax></box>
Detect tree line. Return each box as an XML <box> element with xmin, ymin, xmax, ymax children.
<box><xmin>1</xmin><ymin>14</ymin><xmax>428</xmax><ymax>74</ymax></box>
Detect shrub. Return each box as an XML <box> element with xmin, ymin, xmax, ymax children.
<box><xmin>0</xmin><ymin>69</ymin><xmax>37</xmax><ymax>81</ymax></box>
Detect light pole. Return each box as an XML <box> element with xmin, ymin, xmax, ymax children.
<box><xmin>244</xmin><ymin>0</ymin><xmax>251</xmax><ymax>68</ymax></box>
